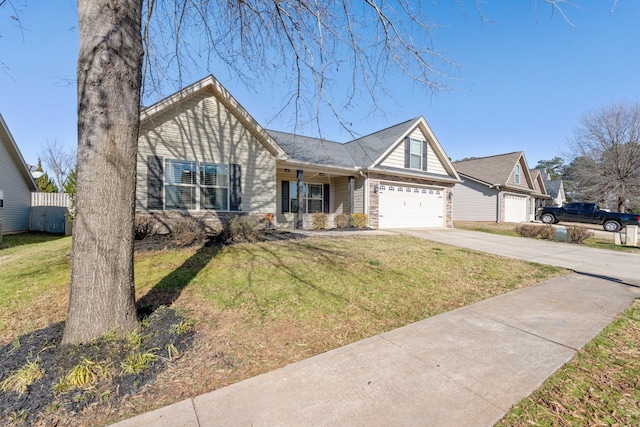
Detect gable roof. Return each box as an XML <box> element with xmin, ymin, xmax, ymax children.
<box><xmin>529</xmin><ymin>168</ymin><xmax>549</xmax><ymax>197</ymax></box>
<box><xmin>343</xmin><ymin>119</ymin><xmax>417</xmax><ymax>167</ymax></box>
<box><xmin>536</xmin><ymin>168</ymin><xmax>564</xmax><ymax>199</ymax></box>
<box><xmin>453</xmin><ymin>151</ymin><xmax>534</xmax><ymax>190</ymax></box>
<box><xmin>267</xmin><ymin>130</ymin><xmax>356</xmax><ymax>170</ymax></box>
<box><xmin>140</xmin><ymin>75</ymin><xmax>287</xmax><ymax>159</ymax></box>
<box><xmin>269</xmin><ymin>116</ymin><xmax>460</xmax><ymax>181</ymax></box>
<box><xmin>0</xmin><ymin>113</ymin><xmax>38</xmax><ymax>191</ymax></box>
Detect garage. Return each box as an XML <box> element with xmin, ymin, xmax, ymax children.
<box><xmin>503</xmin><ymin>194</ymin><xmax>527</xmax><ymax>223</ymax></box>
<box><xmin>378</xmin><ymin>183</ymin><xmax>445</xmax><ymax>228</ymax></box>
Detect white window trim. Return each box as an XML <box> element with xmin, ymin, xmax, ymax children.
<box><xmin>165</xmin><ymin>159</ymin><xmax>230</xmax><ymax>211</ymax></box>
<box><xmin>409</xmin><ymin>137</ymin><xmax>423</xmax><ymax>170</ymax></box>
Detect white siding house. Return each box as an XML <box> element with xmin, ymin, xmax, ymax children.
<box><xmin>0</xmin><ymin>114</ymin><xmax>37</xmax><ymax>235</ymax></box>
<box><xmin>136</xmin><ymin>76</ymin><xmax>461</xmax><ymax>231</ymax></box>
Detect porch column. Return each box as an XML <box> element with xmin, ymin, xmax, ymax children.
<box><xmin>296</xmin><ymin>169</ymin><xmax>304</xmax><ymax>229</ymax></box>
<box><xmin>348</xmin><ymin>176</ymin><xmax>355</xmax><ymax>214</ymax></box>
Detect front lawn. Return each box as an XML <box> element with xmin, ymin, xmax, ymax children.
<box><xmin>498</xmin><ymin>300</ymin><xmax>640</xmax><ymax>426</ymax></box>
<box><xmin>1</xmin><ymin>232</ymin><xmax>564</xmax><ymax>425</ymax></box>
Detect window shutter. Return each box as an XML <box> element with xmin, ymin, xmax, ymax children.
<box><xmin>147</xmin><ymin>155</ymin><xmax>163</xmax><ymax>209</ymax></box>
<box><xmin>422</xmin><ymin>141</ymin><xmax>428</xmax><ymax>171</ymax></box>
<box><xmin>281</xmin><ymin>180</ymin><xmax>290</xmax><ymax>213</ymax></box>
<box><xmin>230</xmin><ymin>164</ymin><xmax>242</xmax><ymax>211</ymax></box>
<box><xmin>404</xmin><ymin>137</ymin><xmax>410</xmax><ymax>169</ymax></box>
<box><xmin>323</xmin><ymin>183</ymin><xmax>330</xmax><ymax>214</ymax></box>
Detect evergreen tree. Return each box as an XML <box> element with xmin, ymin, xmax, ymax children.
<box><xmin>35</xmin><ymin>159</ymin><xmax>59</xmax><ymax>193</ymax></box>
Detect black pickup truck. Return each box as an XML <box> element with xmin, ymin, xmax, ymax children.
<box><xmin>538</xmin><ymin>202</ymin><xmax>640</xmax><ymax>232</ymax></box>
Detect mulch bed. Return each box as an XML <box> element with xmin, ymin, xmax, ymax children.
<box><xmin>0</xmin><ymin>308</ymin><xmax>194</xmax><ymax>426</ymax></box>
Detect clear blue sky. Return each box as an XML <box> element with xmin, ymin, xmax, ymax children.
<box><xmin>1</xmin><ymin>1</ymin><xmax>639</xmax><ymax>171</ymax></box>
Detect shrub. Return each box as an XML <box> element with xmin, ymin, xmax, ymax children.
<box><xmin>351</xmin><ymin>213</ymin><xmax>369</xmax><ymax>230</ymax></box>
<box><xmin>221</xmin><ymin>215</ymin><xmax>260</xmax><ymax>243</ymax></box>
<box><xmin>514</xmin><ymin>224</ymin><xmax>541</xmax><ymax>238</ymax></box>
<box><xmin>567</xmin><ymin>225</ymin><xmax>593</xmax><ymax>244</ymax></box>
<box><xmin>312</xmin><ymin>213</ymin><xmax>328</xmax><ymax>230</ymax></box>
<box><xmin>537</xmin><ymin>225</ymin><xmax>556</xmax><ymax>240</ymax></box>
<box><xmin>171</xmin><ymin>216</ymin><xmax>207</xmax><ymax>246</ymax></box>
<box><xmin>134</xmin><ymin>216</ymin><xmax>155</xmax><ymax>240</ymax></box>
<box><xmin>335</xmin><ymin>213</ymin><xmax>351</xmax><ymax>229</ymax></box>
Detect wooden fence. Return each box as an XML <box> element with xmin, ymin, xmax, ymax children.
<box><xmin>31</xmin><ymin>192</ymin><xmax>70</xmax><ymax>207</ymax></box>
<box><xmin>30</xmin><ymin>192</ymin><xmax>72</xmax><ymax>235</ymax></box>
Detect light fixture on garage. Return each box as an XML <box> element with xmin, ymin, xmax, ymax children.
<box><xmin>373</xmin><ymin>184</ymin><xmax>379</xmax><ymax>193</ymax></box>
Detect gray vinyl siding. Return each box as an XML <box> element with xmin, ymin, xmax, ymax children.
<box><xmin>354</xmin><ymin>176</ymin><xmax>365</xmax><ymax>213</ymax></box>
<box><xmin>333</xmin><ymin>176</ymin><xmax>349</xmax><ymax>214</ymax></box>
<box><xmin>379</xmin><ymin>129</ymin><xmax>447</xmax><ymax>175</ymax></box>
<box><xmin>0</xmin><ymin>139</ymin><xmax>32</xmax><ymax>234</ymax></box>
<box><xmin>452</xmin><ymin>179</ymin><xmax>498</xmax><ymax>222</ymax></box>
<box><xmin>137</xmin><ymin>90</ymin><xmax>276</xmax><ymax>213</ymax></box>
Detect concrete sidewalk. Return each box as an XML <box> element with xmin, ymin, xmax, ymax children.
<box><xmin>112</xmin><ymin>230</ymin><xmax>640</xmax><ymax>427</ymax></box>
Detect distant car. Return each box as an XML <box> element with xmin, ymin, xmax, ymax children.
<box><xmin>538</xmin><ymin>202</ymin><xmax>640</xmax><ymax>232</ymax></box>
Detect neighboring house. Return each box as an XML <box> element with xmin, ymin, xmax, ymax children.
<box><xmin>452</xmin><ymin>152</ymin><xmax>541</xmax><ymax>223</ymax></box>
<box><xmin>528</xmin><ymin>168</ymin><xmax>550</xmax><ymax>221</ymax></box>
<box><xmin>136</xmin><ymin>75</ymin><xmax>461</xmax><ymax>230</ymax></box>
<box><xmin>537</xmin><ymin>168</ymin><xmax>566</xmax><ymax>207</ymax></box>
<box><xmin>0</xmin><ymin>113</ymin><xmax>38</xmax><ymax>234</ymax></box>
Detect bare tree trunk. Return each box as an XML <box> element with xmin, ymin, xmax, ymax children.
<box><xmin>63</xmin><ymin>0</ymin><xmax>144</xmax><ymax>344</ymax></box>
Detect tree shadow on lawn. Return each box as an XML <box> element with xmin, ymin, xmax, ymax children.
<box><xmin>135</xmin><ymin>230</ymin><xmax>309</xmax><ymax>317</ymax></box>
<box><xmin>136</xmin><ymin>240</ymin><xmax>222</xmax><ymax>317</ymax></box>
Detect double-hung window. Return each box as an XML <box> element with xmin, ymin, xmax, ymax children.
<box><xmin>288</xmin><ymin>182</ymin><xmax>324</xmax><ymax>213</ymax></box>
<box><xmin>165</xmin><ymin>160</ymin><xmax>197</xmax><ymax>209</ymax></box>
<box><xmin>200</xmin><ymin>163</ymin><xmax>229</xmax><ymax>210</ymax></box>
<box><xmin>410</xmin><ymin>138</ymin><xmax>422</xmax><ymax>169</ymax></box>
<box><xmin>514</xmin><ymin>164</ymin><xmax>521</xmax><ymax>184</ymax></box>
<box><xmin>405</xmin><ymin>137</ymin><xmax>427</xmax><ymax>171</ymax></box>
<box><xmin>282</xmin><ymin>181</ymin><xmax>328</xmax><ymax>214</ymax></box>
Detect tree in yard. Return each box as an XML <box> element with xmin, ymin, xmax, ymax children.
<box><xmin>40</xmin><ymin>139</ymin><xmax>76</xmax><ymax>192</ymax></box>
<box><xmin>62</xmin><ymin>0</ymin><xmax>468</xmax><ymax>344</ymax></box>
<box><xmin>568</xmin><ymin>102</ymin><xmax>640</xmax><ymax>212</ymax></box>
<box><xmin>34</xmin><ymin>159</ymin><xmax>59</xmax><ymax>193</ymax></box>
<box><xmin>535</xmin><ymin>157</ymin><xmax>566</xmax><ymax>179</ymax></box>
<box><xmin>1</xmin><ymin>0</ymin><xmax>580</xmax><ymax>343</ymax></box>
<box><xmin>63</xmin><ymin>167</ymin><xmax>77</xmax><ymax>220</ymax></box>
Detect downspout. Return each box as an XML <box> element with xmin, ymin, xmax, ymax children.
<box><xmin>491</xmin><ymin>184</ymin><xmax>501</xmax><ymax>223</ymax></box>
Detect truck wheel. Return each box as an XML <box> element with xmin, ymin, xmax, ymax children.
<box><xmin>603</xmin><ymin>220</ymin><xmax>621</xmax><ymax>232</ymax></box>
<box><xmin>540</xmin><ymin>213</ymin><xmax>556</xmax><ymax>224</ymax></box>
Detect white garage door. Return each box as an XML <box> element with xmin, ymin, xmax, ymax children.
<box><xmin>504</xmin><ymin>194</ymin><xmax>527</xmax><ymax>223</ymax></box>
<box><xmin>378</xmin><ymin>183</ymin><xmax>445</xmax><ymax>228</ymax></box>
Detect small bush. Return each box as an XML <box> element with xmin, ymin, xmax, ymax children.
<box><xmin>537</xmin><ymin>225</ymin><xmax>556</xmax><ymax>240</ymax></box>
<box><xmin>351</xmin><ymin>213</ymin><xmax>369</xmax><ymax>230</ymax></box>
<box><xmin>514</xmin><ymin>224</ymin><xmax>541</xmax><ymax>238</ymax></box>
<box><xmin>335</xmin><ymin>213</ymin><xmax>351</xmax><ymax>229</ymax></box>
<box><xmin>312</xmin><ymin>213</ymin><xmax>328</xmax><ymax>230</ymax></box>
<box><xmin>171</xmin><ymin>216</ymin><xmax>207</xmax><ymax>246</ymax></box>
<box><xmin>221</xmin><ymin>215</ymin><xmax>260</xmax><ymax>243</ymax></box>
<box><xmin>134</xmin><ymin>216</ymin><xmax>155</xmax><ymax>240</ymax></box>
<box><xmin>567</xmin><ymin>225</ymin><xmax>593</xmax><ymax>243</ymax></box>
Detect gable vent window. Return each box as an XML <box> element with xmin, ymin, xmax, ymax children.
<box><xmin>514</xmin><ymin>164</ymin><xmax>521</xmax><ymax>184</ymax></box>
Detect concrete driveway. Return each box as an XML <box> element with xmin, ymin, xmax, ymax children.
<box><xmin>395</xmin><ymin>228</ymin><xmax>640</xmax><ymax>286</ymax></box>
